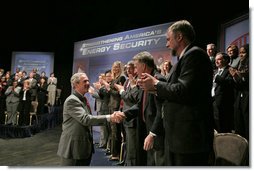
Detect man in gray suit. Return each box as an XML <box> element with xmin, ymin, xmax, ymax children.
<box><xmin>57</xmin><ymin>72</ymin><xmax>125</xmax><ymax>166</ymax></box>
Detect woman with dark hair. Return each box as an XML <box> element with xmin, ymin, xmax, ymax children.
<box><xmin>229</xmin><ymin>44</ymin><xmax>249</xmax><ymax>140</ymax></box>
<box><xmin>37</xmin><ymin>77</ymin><xmax>48</xmax><ymax>115</ymax></box>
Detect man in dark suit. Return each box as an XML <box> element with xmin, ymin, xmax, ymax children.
<box><xmin>114</xmin><ymin>61</ymin><xmax>139</xmax><ymax>166</ymax></box>
<box><xmin>212</xmin><ymin>52</ymin><xmax>234</xmax><ymax>133</ymax></box>
<box><xmin>115</xmin><ymin>51</ymin><xmax>165</xmax><ymax>166</ymax></box>
<box><xmin>206</xmin><ymin>43</ymin><xmax>217</xmax><ymax>71</ymax></box>
<box><xmin>57</xmin><ymin>72</ymin><xmax>125</xmax><ymax>166</ymax></box>
<box><xmin>138</xmin><ymin>20</ymin><xmax>214</xmax><ymax>166</ymax></box>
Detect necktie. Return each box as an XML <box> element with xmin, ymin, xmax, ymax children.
<box><xmin>84</xmin><ymin>96</ymin><xmax>94</xmax><ymax>152</ymax></box>
<box><xmin>84</xmin><ymin>96</ymin><xmax>91</xmax><ymax>114</ymax></box>
<box><xmin>212</xmin><ymin>69</ymin><xmax>222</xmax><ymax>96</ymax></box>
<box><xmin>230</xmin><ymin>58</ymin><xmax>233</xmax><ymax>65</ymax></box>
<box><xmin>124</xmin><ymin>79</ymin><xmax>129</xmax><ymax>91</ymax></box>
<box><xmin>141</xmin><ymin>91</ymin><xmax>147</xmax><ymax>122</ymax></box>
<box><xmin>218</xmin><ymin>69</ymin><xmax>223</xmax><ymax>75</ymax></box>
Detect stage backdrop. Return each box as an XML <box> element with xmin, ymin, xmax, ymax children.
<box><xmin>11</xmin><ymin>52</ymin><xmax>54</xmax><ymax>77</ymax></box>
<box><xmin>220</xmin><ymin>13</ymin><xmax>249</xmax><ymax>51</ymax></box>
<box><xmin>73</xmin><ymin>22</ymin><xmax>175</xmax><ymax>115</ymax></box>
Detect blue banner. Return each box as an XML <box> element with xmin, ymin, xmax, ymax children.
<box><xmin>74</xmin><ymin>22</ymin><xmax>172</xmax><ymax>58</ymax></box>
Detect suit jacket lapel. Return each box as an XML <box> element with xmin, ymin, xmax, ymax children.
<box><xmin>167</xmin><ymin>57</ymin><xmax>182</xmax><ymax>82</ymax></box>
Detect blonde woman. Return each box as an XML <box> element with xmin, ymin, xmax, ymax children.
<box><xmin>103</xmin><ymin>61</ymin><xmax>126</xmax><ymax>161</ymax></box>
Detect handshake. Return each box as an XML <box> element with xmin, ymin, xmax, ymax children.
<box><xmin>110</xmin><ymin>111</ymin><xmax>126</xmax><ymax>123</ymax></box>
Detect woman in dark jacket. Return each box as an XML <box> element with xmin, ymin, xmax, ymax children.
<box><xmin>37</xmin><ymin>77</ymin><xmax>48</xmax><ymax>115</ymax></box>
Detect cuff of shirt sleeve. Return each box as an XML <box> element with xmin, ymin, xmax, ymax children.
<box><xmin>106</xmin><ymin>115</ymin><xmax>111</xmax><ymax>122</ymax></box>
<box><xmin>154</xmin><ymin>80</ymin><xmax>159</xmax><ymax>85</ymax></box>
<box><xmin>120</xmin><ymin>89</ymin><xmax>125</xmax><ymax>95</ymax></box>
<box><xmin>149</xmin><ymin>131</ymin><xmax>157</xmax><ymax>137</ymax></box>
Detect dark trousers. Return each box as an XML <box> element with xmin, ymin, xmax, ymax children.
<box><xmin>110</xmin><ymin>122</ymin><xmax>121</xmax><ymax>157</ymax></box>
<box><xmin>125</xmin><ymin>127</ymin><xmax>138</xmax><ymax>166</ymax></box>
<box><xmin>147</xmin><ymin>148</ymin><xmax>165</xmax><ymax>166</ymax></box>
<box><xmin>166</xmin><ymin>151</ymin><xmax>210</xmax><ymax>166</ymax></box>
<box><xmin>18</xmin><ymin>100</ymin><xmax>31</xmax><ymax>125</ymax></box>
<box><xmin>60</xmin><ymin>156</ymin><xmax>92</xmax><ymax>166</ymax></box>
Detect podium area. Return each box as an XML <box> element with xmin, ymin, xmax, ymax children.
<box><xmin>0</xmin><ymin>106</ymin><xmax>63</xmax><ymax>138</ymax></box>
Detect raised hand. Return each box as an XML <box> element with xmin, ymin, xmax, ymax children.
<box><xmin>93</xmin><ymin>82</ymin><xmax>101</xmax><ymax>90</ymax></box>
<box><xmin>137</xmin><ymin>73</ymin><xmax>158</xmax><ymax>91</ymax></box>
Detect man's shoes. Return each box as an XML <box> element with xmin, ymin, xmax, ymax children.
<box><xmin>113</xmin><ymin>161</ymin><xmax>124</xmax><ymax>166</ymax></box>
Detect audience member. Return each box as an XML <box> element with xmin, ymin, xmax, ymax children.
<box><xmin>206</xmin><ymin>43</ymin><xmax>217</xmax><ymax>71</ymax></box>
<box><xmin>99</xmin><ymin>70</ymin><xmax>113</xmax><ymax>155</ymax></box>
<box><xmin>212</xmin><ymin>52</ymin><xmax>234</xmax><ymax>133</ymax></box>
<box><xmin>0</xmin><ymin>68</ymin><xmax>4</xmax><ymax>78</ymax></box>
<box><xmin>47</xmin><ymin>72</ymin><xmax>57</xmax><ymax>106</ymax></box>
<box><xmin>114</xmin><ymin>60</ymin><xmax>139</xmax><ymax>166</ymax></box>
<box><xmin>5</xmin><ymin>80</ymin><xmax>21</xmax><ymax>125</ymax></box>
<box><xmin>28</xmin><ymin>72</ymin><xmax>38</xmax><ymax>101</ymax></box>
<box><xmin>32</xmin><ymin>68</ymin><xmax>40</xmax><ymax>82</ymax></box>
<box><xmin>18</xmin><ymin>79</ymin><xmax>32</xmax><ymax>126</ymax></box>
<box><xmin>229</xmin><ymin>44</ymin><xmax>249</xmax><ymax>140</ymax></box>
<box><xmin>115</xmin><ymin>52</ymin><xmax>166</xmax><ymax>166</ymax></box>
<box><xmin>103</xmin><ymin>61</ymin><xmax>126</xmax><ymax>161</ymax></box>
<box><xmin>5</xmin><ymin>71</ymin><xmax>12</xmax><ymax>87</ymax></box>
<box><xmin>37</xmin><ymin>77</ymin><xmax>48</xmax><ymax>115</ymax></box>
<box><xmin>89</xmin><ymin>73</ymin><xmax>106</xmax><ymax>148</ymax></box>
<box><xmin>136</xmin><ymin>20</ymin><xmax>214</xmax><ymax>166</ymax></box>
<box><xmin>160</xmin><ymin>60</ymin><xmax>172</xmax><ymax>80</ymax></box>
<box><xmin>40</xmin><ymin>71</ymin><xmax>48</xmax><ymax>83</ymax></box>
<box><xmin>0</xmin><ymin>76</ymin><xmax>7</xmax><ymax>124</ymax></box>
<box><xmin>226</xmin><ymin>44</ymin><xmax>240</xmax><ymax>68</ymax></box>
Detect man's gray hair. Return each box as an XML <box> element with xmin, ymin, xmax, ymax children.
<box><xmin>132</xmin><ymin>51</ymin><xmax>156</xmax><ymax>69</ymax></box>
<box><xmin>70</xmin><ymin>72</ymin><xmax>87</xmax><ymax>88</ymax></box>
<box><xmin>169</xmin><ymin>20</ymin><xmax>195</xmax><ymax>43</ymax></box>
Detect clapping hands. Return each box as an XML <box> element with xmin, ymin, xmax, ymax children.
<box><xmin>114</xmin><ymin>83</ymin><xmax>124</xmax><ymax>92</ymax></box>
<box><xmin>137</xmin><ymin>73</ymin><xmax>158</xmax><ymax>91</ymax></box>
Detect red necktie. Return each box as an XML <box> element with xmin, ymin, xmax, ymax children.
<box><xmin>124</xmin><ymin>79</ymin><xmax>129</xmax><ymax>91</ymax></box>
<box><xmin>84</xmin><ymin>96</ymin><xmax>91</xmax><ymax>114</ymax></box>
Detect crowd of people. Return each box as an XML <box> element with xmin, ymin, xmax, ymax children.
<box><xmin>56</xmin><ymin>20</ymin><xmax>249</xmax><ymax>166</ymax></box>
<box><xmin>0</xmin><ymin>68</ymin><xmax>58</xmax><ymax>126</ymax></box>
<box><xmin>0</xmin><ymin>19</ymin><xmax>249</xmax><ymax>166</ymax></box>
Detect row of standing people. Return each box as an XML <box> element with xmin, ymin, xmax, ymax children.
<box><xmin>91</xmin><ymin>20</ymin><xmax>249</xmax><ymax>166</ymax></box>
<box><xmin>89</xmin><ymin>61</ymin><xmax>126</xmax><ymax>162</ymax></box>
<box><xmin>0</xmin><ymin>70</ymin><xmax>57</xmax><ymax>125</ymax></box>
<box><xmin>207</xmin><ymin>43</ymin><xmax>249</xmax><ymax>140</ymax></box>
<box><xmin>77</xmin><ymin>57</ymin><xmax>165</xmax><ymax>166</ymax></box>
<box><xmin>57</xmin><ymin>20</ymin><xmax>249</xmax><ymax>166</ymax></box>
